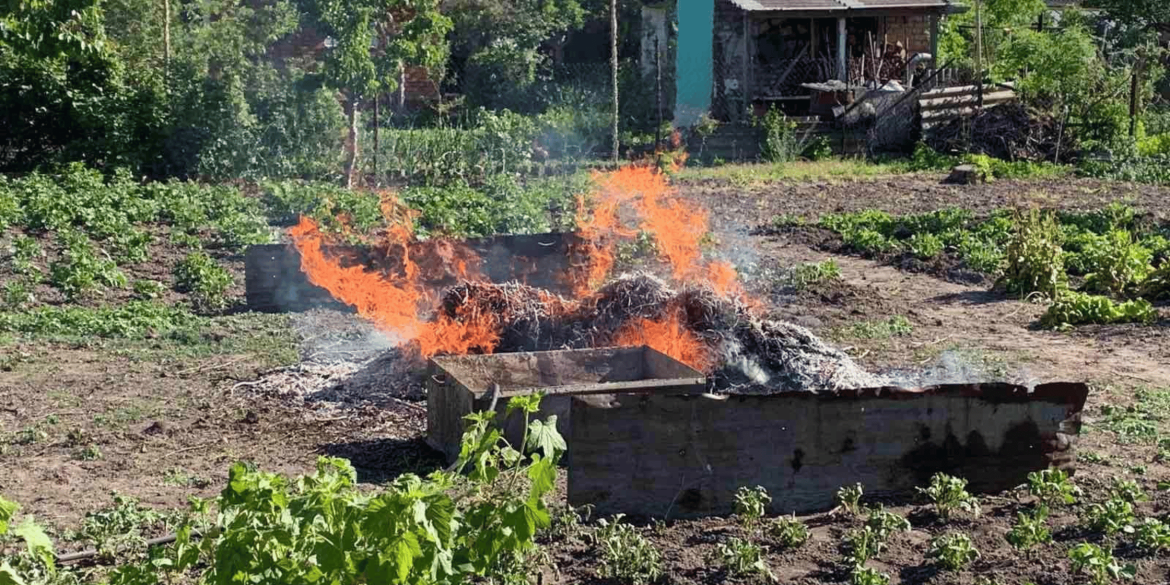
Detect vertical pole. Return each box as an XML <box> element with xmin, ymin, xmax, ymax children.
<box><xmin>611</xmin><ymin>0</ymin><xmax>619</xmax><ymax>163</ymax></box>
<box><xmin>837</xmin><ymin>17</ymin><xmax>847</xmax><ymax>82</ymax></box>
<box><xmin>929</xmin><ymin>13</ymin><xmax>939</xmax><ymax>73</ymax></box>
<box><xmin>742</xmin><ymin>13</ymin><xmax>749</xmax><ymax>120</ymax></box>
<box><xmin>655</xmin><ymin>37</ymin><xmax>663</xmax><ymax>150</ymax></box>
<box><xmin>1130</xmin><ymin>59</ymin><xmax>1142</xmax><ymax>138</ymax></box>
<box><xmin>398</xmin><ymin>62</ymin><xmax>406</xmax><ymax>109</ymax></box>
<box><xmin>163</xmin><ymin>0</ymin><xmax>171</xmax><ymax>86</ymax></box>
<box><xmin>373</xmin><ymin>94</ymin><xmax>379</xmax><ymax>182</ymax></box>
<box><xmin>810</xmin><ymin>18</ymin><xmax>816</xmax><ymax>57</ymax></box>
<box><xmin>975</xmin><ymin>0</ymin><xmax>984</xmax><ymax>109</ymax></box>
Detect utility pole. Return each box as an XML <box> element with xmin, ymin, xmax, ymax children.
<box><xmin>611</xmin><ymin>0</ymin><xmax>619</xmax><ymax>163</ymax></box>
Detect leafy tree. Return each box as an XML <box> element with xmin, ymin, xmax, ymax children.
<box><xmin>301</xmin><ymin>0</ymin><xmax>450</xmax><ymax>187</ymax></box>
<box><xmin>1090</xmin><ymin>0</ymin><xmax>1170</xmax><ymax>35</ymax></box>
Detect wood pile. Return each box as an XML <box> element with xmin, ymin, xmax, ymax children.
<box><xmin>926</xmin><ymin>102</ymin><xmax>1073</xmax><ymax>163</ymax></box>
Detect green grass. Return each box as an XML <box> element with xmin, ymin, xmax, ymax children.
<box><xmin>1095</xmin><ymin>387</ymin><xmax>1170</xmax><ymax>444</ymax></box>
<box><xmin>839</xmin><ymin>316</ymin><xmax>914</xmax><ymax>340</ymax></box>
<box><xmin>677</xmin><ymin>158</ymin><xmax>911</xmax><ymax>187</ymax></box>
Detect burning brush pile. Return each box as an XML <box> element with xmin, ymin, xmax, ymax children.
<box><xmin>285</xmin><ymin>166</ymin><xmax>885</xmax><ymax>395</ymax></box>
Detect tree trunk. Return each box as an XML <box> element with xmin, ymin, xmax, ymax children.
<box><xmin>611</xmin><ymin>0</ymin><xmax>619</xmax><ymax>163</ymax></box>
<box><xmin>345</xmin><ymin>96</ymin><xmax>360</xmax><ymax>189</ymax></box>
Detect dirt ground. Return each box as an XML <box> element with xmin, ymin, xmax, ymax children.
<box><xmin>2</xmin><ymin>172</ymin><xmax>1170</xmax><ymax>583</ymax></box>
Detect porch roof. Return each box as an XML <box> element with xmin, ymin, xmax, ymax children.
<box><xmin>728</xmin><ymin>0</ymin><xmax>951</xmax><ymax>11</ymax></box>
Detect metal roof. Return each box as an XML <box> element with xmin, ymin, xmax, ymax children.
<box><xmin>728</xmin><ymin>0</ymin><xmax>951</xmax><ymax>11</ymax></box>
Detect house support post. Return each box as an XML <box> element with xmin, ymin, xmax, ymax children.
<box><xmin>930</xmin><ymin>13</ymin><xmax>940</xmax><ymax>73</ymax></box>
<box><xmin>742</xmin><ymin>13</ymin><xmax>750</xmax><ymax>120</ymax></box>
<box><xmin>837</xmin><ymin>16</ymin><xmax>847</xmax><ymax>82</ymax></box>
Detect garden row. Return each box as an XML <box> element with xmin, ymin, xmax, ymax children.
<box><xmin>776</xmin><ymin>203</ymin><xmax>1170</xmax><ymax>328</ymax></box>
<box><xmin>0</xmin><ymin>165</ymin><xmax>588</xmax><ymax>340</ymax></box>
<box><xmin>1</xmin><ymin>392</ymin><xmax>1166</xmax><ymax>585</ymax></box>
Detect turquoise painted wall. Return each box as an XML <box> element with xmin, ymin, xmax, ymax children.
<box><xmin>674</xmin><ymin>0</ymin><xmax>713</xmax><ymax>126</ymax></box>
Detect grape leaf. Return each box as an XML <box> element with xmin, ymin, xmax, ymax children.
<box><xmin>0</xmin><ymin>496</ymin><xmax>18</xmax><ymax>535</ymax></box>
<box><xmin>0</xmin><ymin>563</ymin><xmax>27</xmax><ymax>585</ymax></box>
<box><xmin>525</xmin><ymin>416</ymin><xmax>566</xmax><ymax>460</ymax></box>
<box><xmin>14</xmin><ymin>517</ymin><xmax>54</xmax><ymax>569</ymax></box>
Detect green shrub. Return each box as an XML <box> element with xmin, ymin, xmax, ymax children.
<box><xmin>9</xmin><ymin>235</ymin><xmax>42</xmax><ymax>277</ymax></box>
<box><xmin>1109</xmin><ymin>478</ymin><xmax>1148</xmax><ymax>505</ymax></box>
<box><xmin>173</xmin><ymin>252</ymin><xmax>233</xmax><ymax>311</ymax></box>
<box><xmin>1041</xmin><ymin>291</ymin><xmax>1157</xmax><ymax>328</ymax></box>
<box><xmin>132</xmin><ymin>280</ymin><xmax>166</xmax><ymax>300</ymax></box>
<box><xmin>769</xmin><ymin>515</ymin><xmax>809</xmax><ymax>549</ymax></box>
<box><xmin>595</xmin><ymin>515</ymin><xmax>663</xmax><ymax>585</ymax></box>
<box><xmin>999</xmin><ymin>209</ymin><xmax>1066</xmax><ymax>298</ymax></box>
<box><xmin>1140</xmin><ymin>263</ymin><xmax>1170</xmax><ymax>301</ymax></box>
<box><xmin>1137</xmin><ymin>133</ymin><xmax>1170</xmax><ymax>157</ymax></box>
<box><xmin>0</xmin><ymin>185</ymin><xmax>18</xmax><ymax>231</ymax></box>
<box><xmin>2</xmin><ymin>280</ymin><xmax>35</xmax><ymax>309</ymax></box>
<box><xmin>958</xmin><ymin>235</ymin><xmax>1006</xmax><ymax>274</ymax></box>
<box><xmin>1079</xmin><ymin>230</ymin><xmax>1154</xmax><ymax>295</ymax></box>
<box><xmin>918</xmin><ymin>473</ymin><xmax>980</xmax><ymax>521</ymax></box>
<box><xmin>864</xmin><ymin>506</ymin><xmax>911</xmax><ymax>536</ymax></box>
<box><xmin>844</xmin><ymin>527</ymin><xmax>888</xmax><ymax>564</ymax></box>
<box><xmin>758</xmin><ymin>105</ymin><xmax>800</xmax><ymax>163</ymax></box>
<box><xmin>908</xmin><ymin>142</ymin><xmax>960</xmax><ymax>171</ymax></box>
<box><xmin>803</xmin><ymin>136</ymin><xmax>833</xmax><ymax>161</ymax></box>
<box><xmin>929</xmin><ymin>533</ymin><xmax>979</xmax><ymax>570</ymax></box>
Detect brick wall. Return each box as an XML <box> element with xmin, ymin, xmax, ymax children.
<box><xmin>879</xmin><ymin>15</ymin><xmax>932</xmax><ymax>55</ymax></box>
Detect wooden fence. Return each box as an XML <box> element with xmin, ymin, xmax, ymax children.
<box><xmin>919</xmin><ymin>83</ymin><xmax>1018</xmax><ymax>132</ymax></box>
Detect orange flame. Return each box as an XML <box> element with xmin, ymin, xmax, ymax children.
<box><xmin>288</xmin><ymin>195</ymin><xmax>501</xmax><ymax>358</ymax></box>
<box><xmin>613</xmin><ymin>308</ymin><xmax>712</xmax><ymax>372</ymax></box>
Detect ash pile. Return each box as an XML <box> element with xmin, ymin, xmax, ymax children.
<box><xmin>439</xmin><ymin>273</ymin><xmax>886</xmax><ymax>393</ymax></box>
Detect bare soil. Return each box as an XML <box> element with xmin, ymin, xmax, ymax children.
<box><xmin>3</xmin><ymin>172</ymin><xmax>1170</xmax><ymax>584</ymax></box>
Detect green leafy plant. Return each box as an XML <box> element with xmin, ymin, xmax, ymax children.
<box><xmin>785</xmin><ymin>259</ymin><xmax>841</xmax><ymax>289</ymax></box>
<box><xmin>173</xmin><ymin>252</ymin><xmax>233</xmax><ymax>312</ymax></box>
<box><xmin>1135</xmin><ymin>518</ymin><xmax>1170</xmax><ymax>553</ymax></box>
<box><xmin>10</xmin><ymin>235</ymin><xmax>42</xmax><ymax>277</ymax></box>
<box><xmin>1109</xmin><ymin>479</ymin><xmax>1148</xmax><ymax>505</ymax></box>
<box><xmin>595</xmin><ymin>515</ymin><xmax>664</xmax><ymax>585</ymax></box>
<box><xmin>49</xmin><ymin>229</ymin><xmax>127</xmax><ymax>299</ymax></box>
<box><xmin>999</xmin><ymin>208</ymin><xmax>1066</xmax><ymax>299</ymax></box>
<box><xmin>846</xmin><ymin>316</ymin><xmax>913</xmax><ymax>339</ymax></box>
<box><xmin>1080</xmin><ymin>230</ymin><xmax>1154</xmax><ymax>295</ymax></box>
<box><xmin>1006</xmin><ymin>505</ymin><xmax>1051</xmax><ymax>551</ymax></box>
<box><xmin>1069</xmin><ymin>543</ymin><xmax>1137</xmax><ymax>585</ymax></box>
<box><xmin>864</xmin><ymin>506</ymin><xmax>911</xmax><ymax>536</ymax></box>
<box><xmin>1040</xmin><ymin>291</ymin><xmax>1157</xmax><ymax>328</ymax></box>
<box><xmin>929</xmin><ymin>532</ymin><xmax>980</xmax><ymax>570</ymax></box>
<box><xmin>78</xmin><ymin>494</ymin><xmax>165</xmax><ymax>561</ymax></box>
<box><xmin>75</xmin><ymin>444</ymin><xmax>103</xmax><ymax>461</ymax></box>
<box><xmin>1027</xmin><ymin>468</ymin><xmax>1081</xmax><ymax>506</ymax></box>
<box><xmin>757</xmin><ymin>105</ymin><xmax>800</xmax><ymax>163</ymax></box>
<box><xmin>1082</xmin><ymin>496</ymin><xmax>1136</xmax><ymax>537</ymax></box>
<box><xmin>734</xmin><ymin>485</ymin><xmax>772</xmax><ymax>528</ymax></box>
<box><xmin>844</xmin><ymin>527</ymin><xmax>889</xmax><ymax>565</ymax></box>
<box><xmin>0</xmin><ymin>302</ymin><xmax>201</xmax><ymax>339</ymax></box>
<box><xmin>908</xmin><ymin>233</ymin><xmax>944</xmax><ymax>260</ymax></box>
<box><xmin>132</xmin><ymin>280</ymin><xmax>166</xmax><ymax>300</ymax></box>
<box><xmin>849</xmin><ymin>565</ymin><xmax>890</xmax><ymax>585</ymax></box>
<box><xmin>918</xmin><ymin>473</ymin><xmax>980</xmax><ymax>521</ymax></box>
<box><xmin>711</xmin><ymin>537</ymin><xmax>775</xmax><ymax>581</ymax></box>
<box><xmin>837</xmin><ymin>483</ymin><xmax>864</xmax><ymax>516</ymax></box>
<box><xmin>769</xmin><ymin>515</ymin><xmax>809</xmax><ymax>549</ymax></box>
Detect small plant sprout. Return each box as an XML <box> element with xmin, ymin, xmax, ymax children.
<box><xmin>1135</xmin><ymin>518</ymin><xmax>1170</xmax><ymax>553</ymax></box>
<box><xmin>918</xmin><ymin>473</ymin><xmax>981</xmax><ymax>521</ymax></box>
<box><xmin>929</xmin><ymin>533</ymin><xmax>980</xmax><ymax>571</ymax></box>
<box><xmin>1109</xmin><ymin>478</ymin><xmax>1148</xmax><ymax>505</ymax></box>
<box><xmin>711</xmin><ymin>537</ymin><xmax>776</xmax><ymax>581</ymax></box>
<box><xmin>1006</xmin><ymin>505</ymin><xmax>1052</xmax><ymax>551</ymax></box>
<box><xmin>734</xmin><ymin>485</ymin><xmax>772</xmax><ymax>528</ymax></box>
<box><xmin>1069</xmin><ymin>543</ymin><xmax>1136</xmax><ymax>585</ymax></box>
<box><xmin>1082</xmin><ymin>496</ymin><xmax>1136</xmax><ymax>537</ymax></box>
<box><xmin>844</xmin><ymin>527</ymin><xmax>888</xmax><ymax>565</ymax></box>
<box><xmin>837</xmin><ymin>483</ymin><xmax>864</xmax><ymax>516</ymax></box>
<box><xmin>850</xmin><ymin>565</ymin><xmax>891</xmax><ymax>585</ymax></box>
<box><xmin>864</xmin><ymin>505</ymin><xmax>911</xmax><ymax>536</ymax></box>
<box><xmin>595</xmin><ymin>515</ymin><xmax>663</xmax><ymax>585</ymax></box>
<box><xmin>768</xmin><ymin>515</ymin><xmax>809</xmax><ymax>549</ymax></box>
<box><xmin>1026</xmin><ymin>468</ymin><xmax>1081</xmax><ymax>505</ymax></box>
